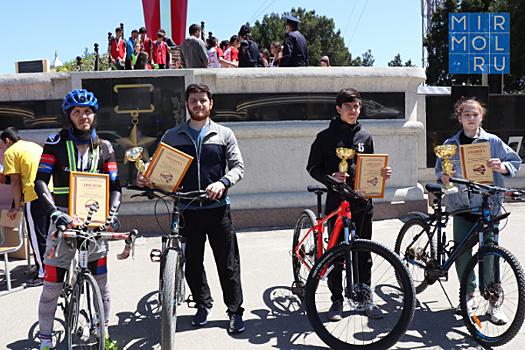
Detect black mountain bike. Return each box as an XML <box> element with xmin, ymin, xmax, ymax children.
<box><xmin>127</xmin><ymin>184</ymin><xmax>213</xmax><ymax>350</ymax></box>
<box><xmin>395</xmin><ymin>177</ymin><xmax>525</xmax><ymax>347</ymax></box>
<box><xmin>52</xmin><ymin>205</ymin><xmax>137</xmax><ymax>350</ymax></box>
<box><xmin>303</xmin><ymin>175</ymin><xmax>416</xmax><ymax>350</ymax></box>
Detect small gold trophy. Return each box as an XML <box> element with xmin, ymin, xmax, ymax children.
<box><xmin>125</xmin><ymin>147</ymin><xmax>149</xmax><ymax>174</ymax></box>
<box><xmin>435</xmin><ymin>145</ymin><xmax>457</xmax><ymax>189</ymax></box>
<box><xmin>336</xmin><ymin>147</ymin><xmax>356</xmax><ymax>173</ymax></box>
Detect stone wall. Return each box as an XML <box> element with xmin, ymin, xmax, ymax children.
<box><xmin>0</xmin><ymin>67</ymin><xmax>427</xmax><ymax>230</ymax></box>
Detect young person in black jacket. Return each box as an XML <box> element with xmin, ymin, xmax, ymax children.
<box><xmin>306</xmin><ymin>88</ymin><xmax>392</xmax><ymax>321</ymax></box>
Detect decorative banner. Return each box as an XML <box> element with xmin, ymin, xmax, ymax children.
<box><xmin>449</xmin><ymin>13</ymin><xmax>510</xmax><ymax>74</ymax></box>
<box><xmin>142</xmin><ymin>0</ymin><xmax>188</xmax><ymax>45</ymax></box>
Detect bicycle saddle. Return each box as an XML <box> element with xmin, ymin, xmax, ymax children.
<box><xmin>307</xmin><ymin>185</ymin><xmax>327</xmax><ymax>194</ymax></box>
<box><xmin>425</xmin><ymin>183</ymin><xmax>444</xmax><ymax>196</ymax></box>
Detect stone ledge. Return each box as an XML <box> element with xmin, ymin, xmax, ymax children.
<box><xmin>118</xmin><ymin>199</ymin><xmax>428</xmax><ymax>233</ymax></box>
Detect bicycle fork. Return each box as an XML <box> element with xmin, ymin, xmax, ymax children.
<box><xmin>342</xmin><ymin>217</ymin><xmax>360</xmax><ymax>301</ymax></box>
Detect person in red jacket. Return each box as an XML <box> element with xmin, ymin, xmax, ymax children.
<box><xmin>152</xmin><ymin>32</ymin><xmax>169</xmax><ymax>69</ymax></box>
<box><xmin>108</xmin><ymin>27</ymin><xmax>126</xmax><ymax>70</ymax></box>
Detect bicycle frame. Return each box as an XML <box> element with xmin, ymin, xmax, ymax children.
<box><xmin>294</xmin><ymin>198</ymin><xmax>357</xmax><ymax>280</ymax></box>
<box><xmin>406</xmin><ymin>184</ymin><xmax>505</xmax><ymax>296</ymax></box>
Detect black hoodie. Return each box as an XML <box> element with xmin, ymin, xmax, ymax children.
<box><xmin>307</xmin><ymin>117</ymin><xmax>374</xmax><ymax>214</ymax></box>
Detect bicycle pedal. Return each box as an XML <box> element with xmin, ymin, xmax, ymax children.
<box><xmin>185</xmin><ymin>295</ymin><xmax>197</xmax><ymax>308</ymax></box>
<box><xmin>291</xmin><ymin>281</ymin><xmax>305</xmax><ymax>297</ymax></box>
<box><xmin>150</xmin><ymin>249</ymin><xmax>162</xmax><ymax>262</ymax></box>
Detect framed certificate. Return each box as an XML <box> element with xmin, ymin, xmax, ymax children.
<box><xmin>354</xmin><ymin>154</ymin><xmax>388</xmax><ymax>198</ymax></box>
<box><xmin>69</xmin><ymin>172</ymin><xmax>109</xmax><ymax>227</ymax></box>
<box><xmin>144</xmin><ymin>142</ymin><xmax>193</xmax><ymax>192</ymax></box>
<box><xmin>459</xmin><ymin>143</ymin><xmax>494</xmax><ymax>184</ymax></box>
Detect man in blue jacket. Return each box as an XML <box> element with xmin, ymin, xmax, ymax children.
<box><xmin>137</xmin><ymin>83</ymin><xmax>245</xmax><ymax>333</ymax></box>
<box><xmin>280</xmin><ymin>15</ymin><xmax>308</xmax><ymax>67</ymax></box>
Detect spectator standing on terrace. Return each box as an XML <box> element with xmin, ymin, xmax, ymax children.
<box><xmin>260</xmin><ymin>49</ymin><xmax>270</xmax><ymax>67</ymax></box>
<box><xmin>238</xmin><ymin>24</ymin><xmax>264</xmax><ymax>67</ymax></box>
<box><xmin>108</xmin><ymin>27</ymin><xmax>126</xmax><ymax>70</ymax></box>
<box><xmin>223</xmin><ymin>35</ymin><xmax>240</xmax><ymax>68</ymax></box>
<box><xmin>180</xmin><ymin>23</ymin><xmax>208</xmax><ymax>68</ymax></box>
<box><xmin>280</xmin><ymin>15</ymin><xmax>308</xmax><ymax>67</ymax></box>
<box><xmin>158</xmin><ymin>29</ymin><xmax>177</xmax><ymax>68</ymax></box>
<box><xmin>152</xmin><ymin>31</ymin><xmax>169</xmax><ymax>69</ymax></box>
<box><xmin>321</xmin><ymin>56</ymin><xmax>331</xmax><ymax>67</ymax></box>
<box><xmin>208</xmin><ymin>37</ymin><xmax>237</xmax><ymax>68</ymax></box>
<box><xmin>125</xmin><ymin>29</ymin><xmax>139</xmax><ymax>70</ymax></box>
<box><xmin>220</xmin><ymin>40</ymin><xmax>229</xmax><ymax>53</ymax></box>
<box><xmin>270</xmin><ymin>41</ymin><xmax>282</xmax><ymax>67</ymax></box>
<box><xmin>139</xmin><ymin>27</ymin><xmax>154</xmax><ymax>66</ymax></box>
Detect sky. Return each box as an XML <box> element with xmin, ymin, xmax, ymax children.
<box><xmin>0</xmin><ymin>0</ymin><xmax>422</xmax><ymax>74</ymax></box>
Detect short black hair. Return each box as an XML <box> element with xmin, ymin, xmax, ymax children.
<box><xmin>189</xmin><ymin>24</ymin><xmax>201</xmax><ymax>36</ymax></box>
<box><xmin>158</xmin><ymin>29</ymin><xmax>166</xmax><ymax>34</ymax></box>
<box><xmin>115</xmin><ymin>27</ymin><xmax>123</xmax><ymax>33</ymax></box>
<box><xmin>1</xmin><ymin>127</ymin><xmax>21</xmax><ymax>143</ymax></box>
<box><xmin>220</xmin><ymin>40</ymin><xmax>230</xmax><ymax>51</ymax></box>
<box><xmin>207</xmin><ymin>37</ymin><xmax>218</xmax><ymax>47</ymax></box>
<box><xmin>131</xmin><ymin>29</ymin><xmax>138</xmax><ymax>34</ymax></box>
<box><xmin>185</xmin><ymin>83</ymin><xmax>212</xmax><ymax>103</ymax></box>
<box><xmin>230</xmin><ymin>35</ymin><xmax>239</xmax><ymax>43</ymax></box>
<box><xmin>336</xmin><ymin>88</ymin><xmax>361</xmax><ymax>107</ymax></box>
<box><xmin>139</xmin><ymin>27</ymin><xmax>147</xmax><ymax>34</ymax></box>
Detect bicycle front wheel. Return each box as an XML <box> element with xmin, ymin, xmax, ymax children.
<box><xmin>161</xmin><ymin>249</ymin><xmax>180</xmax><ymax>349</ymax></box>
<box><xmin>395</xmin><ymin>217</ymin><xmax>436</xmax><ymax>294</ymax></box>
<box><xmin>305</xmin><ymin>240</ymin><xmax>416</xmax><ymax>350</ymax></box>
<box><xmin>66</xmin><ymin>273</ymin><xmax>105</xmax><ymax>350</ymax></box>
<box><xmin>292</xmin><ymin>209</ymin><xmax>318</xmax><ymax>293</ymax></box>
<box><xmin>460</xmin><ymin>245</ymin><xmax>525</xmax><ymax>347</ymax></box>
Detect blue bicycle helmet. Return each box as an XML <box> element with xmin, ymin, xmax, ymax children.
<box><xmin>62</xmin><ymin>89</ymin><xmax>98</xmax><ymax>117</ymax></box>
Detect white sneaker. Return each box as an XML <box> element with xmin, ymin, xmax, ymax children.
<box><xmin>487</xmin><ymin>304</ymin><xmax>508</xmax><ymax>325</ymax></box>
<box><xmin>455</xmin><ymin>296</ymin><xmax>478</xmax><ymax>315</ymax></box>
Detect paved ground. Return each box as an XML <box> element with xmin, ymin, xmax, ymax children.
<box><xmin>2</xmin><ymin>202</ymin><xmax>525</xmax><ymax>349</ymax></box>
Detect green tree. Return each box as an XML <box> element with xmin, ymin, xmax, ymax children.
<box><xmin>361</xmin><ymin>49</ymin><xmax>375</xmax><ymax>67</ymax></box>
<box><xmin>251</xmin><ymin>8</ymin><xmax>362</xmax><ymax>66</ymax></box>
<box><xmin>388</xmin><ymin>53</ymin><xmax>416</xmax><ymax>67</ymax></box>
<box><xmin>489</xmin><ymin>0</ymin><xmax>525</xmax><ymax>92</ymax></box>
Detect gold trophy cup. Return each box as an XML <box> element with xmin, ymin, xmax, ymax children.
<box><xmin>125</xmin><ymin>147</ymin><xmax>149</xmax><ymax>174</ymax></box>
<box><xmin>336</xmin><ymin>147</ymin><xmax>356</xmax><ymax>173</ymax></box>
<box><xmin>435</xmin><ymin>145</ymin><xmax>457</xmax><ymax>189</ymax></box>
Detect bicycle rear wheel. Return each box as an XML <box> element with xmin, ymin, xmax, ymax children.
<box><xmin>395</xmin><ymin>217</ymin><xmax>436</xmax><ymax>294</ymax></box>
<box><xmin>292</xmin><ymin>210</ymin><xmax>318</xmax><ymax>294</ymax></box>
<box><xmin>161</xmin><ymin>249</ymin><xmax>180</xmax><ymax>349</ymax></box>
<box><xmin>460</xmin><ymin>245</ymin><xmax>525</xmax><ymax>347</ymax></box>
<box><xmin>66</xmin><ymin>273</ymin><xmax>105</xmax><ymax>350</ymax></box>
<box><xmin>305</xmin><ymin>241</ymin><xmax>415</xmax><ymax>350</ymax></box>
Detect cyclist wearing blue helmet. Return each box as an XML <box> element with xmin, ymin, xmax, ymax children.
<box><xmin>34</xmin><ymin>89</ymin><xmax>121</xmax><ymax>350</ymax></box>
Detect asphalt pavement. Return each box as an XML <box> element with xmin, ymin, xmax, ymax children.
<box><xmin>2</xmin><ymin>202</ymin><xmax>525</xmax><ymax>350</ymax></box>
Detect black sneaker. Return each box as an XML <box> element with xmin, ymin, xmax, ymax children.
<box><xmin>192</xmin><ymin>306</ymin><xmax>211</xmax><ymax>326</ymax></box>
<box><xmin>228</xmin><ymin>314</ymin><xmax>245</xmax><ymax>333</ymax></box>
<box><xmin>26</xmin><ymin>277</ymin><xmax>44</xmax><ymax>287</ymax></box>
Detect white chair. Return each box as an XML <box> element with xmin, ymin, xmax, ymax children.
<box><xmin>0</xmin><ymin>209</ymin><xmax>26</xmax><ymax>296</ymax></box>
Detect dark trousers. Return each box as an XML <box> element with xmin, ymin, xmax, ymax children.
<box><xmin>125</xmin><ymin>58</ymin><xmax>133</xmax><ymax>70</ymax></box>
<box><xmin>326</xmin><ymin>208</ymin><xmax>373</xmax><ymax>302</ymax></box>
<box><xmin>180</xmin><ymin>205</ymin><xmax>244</xmax><ymax>316</ymax></box>
<box><xmin>24</xmin><ymin>198</ymin><xmax>49</xmax><ymax>277</ymax></box>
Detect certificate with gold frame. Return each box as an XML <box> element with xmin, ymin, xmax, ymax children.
<box><xmin>144</xmin><ymin>142</ymin><xmax>193</xmax><ymax>192</ymax></box>
<box><xmin>459</xmin><ymin>142</ymin><xmax>494</xmax><ymax>184</ymax></box>
<box><xmin>354</xmin><ymin>154</ymin><xmax>388</xmax><ymax>198</ymax></box>
<box><xmin>69</xmin><ymin>172</ymin><xmax>109</xmax><ymax>227</ymax></box>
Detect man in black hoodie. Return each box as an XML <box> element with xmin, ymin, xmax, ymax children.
<box><xmin>306</xmin><ymin>88</ymin><xmax>392</xmax><ymax>321</ymax></box>
<box><xmin>180</xmin><ymin>24</ymin><xmax>208</xmax><ymax>68</ymax></box>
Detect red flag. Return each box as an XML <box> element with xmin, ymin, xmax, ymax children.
<box><xmin>142</xmin><ymin>0</ymin><xmax>187</xmax><ymax>45</ymax></box>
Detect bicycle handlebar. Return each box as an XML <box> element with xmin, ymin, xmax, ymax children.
<box><xmin>450</xmin><ymin>178</ymin><xmax>525</xmax><ymax>197</ymax></box>
<box><xmin>325</xmin><ymin>175</ymin><xmax>368</xmax><ymax>203</ymax></box>
<box><xmin>127</xmin><ymin>183</ymin><xmax>217</xmax><ymax>203</ymax></box>
<box><xmin>52</xmin><ymin>225</ymin><xmax>138</xmax><ymax>260</ymax></box>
